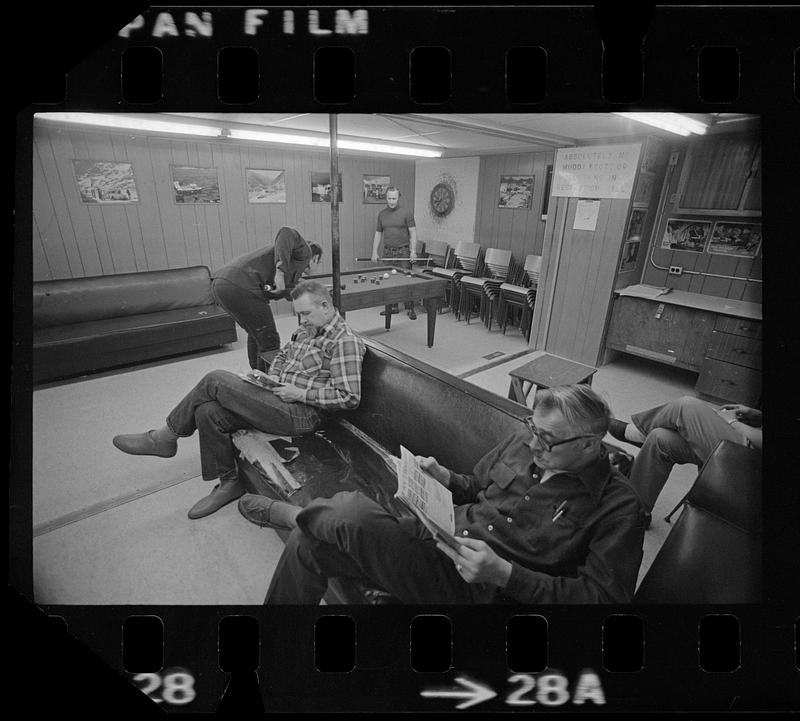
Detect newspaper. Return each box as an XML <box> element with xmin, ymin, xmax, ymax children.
<box><xmin>395</xmin><ymin>446</ymin><xmax>459</xmax><ymax>550</ymax></box>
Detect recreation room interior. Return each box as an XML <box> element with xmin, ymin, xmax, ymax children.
<box><xmin>28</xmin><ymin>111</ymin><xmax>763</xmax><ymax>604</ymax></box>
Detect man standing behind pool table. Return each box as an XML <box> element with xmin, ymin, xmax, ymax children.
<box><xmin>371</xmin><ymin>186</ymin><xmax>419</xmax><ymax>319</ymax></box>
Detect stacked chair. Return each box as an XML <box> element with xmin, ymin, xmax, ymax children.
<box><xmin>458</xmin><ymin>248</ymin><xmax>514</xmax><ymax>327</ymax></box>
<box><xmin>429</xmin><ymin>241</ymin><xmax>483</xmax><ymax>315</ymax></box>
<box><xmin>496</xmin><ymin>254</ymin><xmax>542</xmax><ymax>341</ymax></box>
<box><xmin>634</xmin><ymin>440</ymin><xmax>762</xmax><ymax>603</ymax></box>
<box><xmin>418</xmin><ymin>238</ymin><xmax>451</xmax><ymax>274</ymax></box>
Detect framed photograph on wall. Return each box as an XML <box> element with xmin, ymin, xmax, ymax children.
<box><xmin>246</xmin><ymin>169</ymin><xmax>286</xmax><ymax>204</ymax></box>
<box><xmin>706</xmin><ymin>221</ymin><xmax>762</xmax><ymax>258</ymax></box>
<box><xmin>363</xmin><ymin>175</ymin><xmax>391</xmax><ymax>203</ymax></box>
<box><xmin>171</xmin><ymin>166</ymin><xmax>221</xmax><ymax>204</ymax></box>
<box><xmin>72</xmin><ymin>159</ymin><xmax>139</xmax><ymax>203</ymax></box>
<box><xmin>626</xmin><ymin>208</ymin><xmax>648</xmax><ymax>241</ymax></box>
<box><xmin>660</xmin><ymin>218</ymin><xmax>712</xmax><ymax>253</ymax></box>
<box><xmin>619</xmin><ymin>240</ymin><xmax>641</xmax><ymax>273</ymax></box>
<box><xmin>311</xmin><ymin>171</ymin><xmax>343</xmax><ymax>203</ymax></box>
<box><xmin>498</xmin><ymin>174</ymin><xmax>534</xmax><ymax>209</ymax></box>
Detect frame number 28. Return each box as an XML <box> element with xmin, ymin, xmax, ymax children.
<box><xmin>132</xmin><ymin>667</ymin><xmax>196</xmax><ymax>706</ymax></box>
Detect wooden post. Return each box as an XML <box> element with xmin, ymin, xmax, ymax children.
<box><xmin>329</xmin><ymin>114</ymin><xmax>342</xmax><ymax>312</ymax></box>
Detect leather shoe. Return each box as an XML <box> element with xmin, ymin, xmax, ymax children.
<box><xmin>113</xmin><ymin>430</ymin><xmax>177</xmax><ymax>458</ymax></box>
<box><xmin>608</xmin><ymin>418</ymin><xmax>643</xmax><ymax>448</ymax></box>
<box><xmin>187</xmin><ymin>477</ymin><xmax>245</xmax><ymax>519</ymax></box>
<box><xmin>238</xmin><ymin>494</ymin><xmax>293</xmax><ymax>530</ymax></box>
<box><xmin>407</xmin><ymin>309</ymin><xmax>417</xmax><ymax>320</ymax></box>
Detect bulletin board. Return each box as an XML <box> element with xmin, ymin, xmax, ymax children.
<box><xmin>552</xmin><ymin>143</ymin><xmax>642</xmax><ymax>199</ymax></box>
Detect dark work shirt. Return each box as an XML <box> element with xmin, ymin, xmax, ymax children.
<box><xmin>212</xmin><ymin>227</ymin><xmax>310</xmax><ymax>292</ymax></box>
<box><xmin>449</xmin><ymin>431</ymin><xmax>648</xmax><ymax>604</ymax></box>
<box><xmin>377</xmin><ymin>206</ymin><xmax>416</xmax><ymax>248</ymax></box>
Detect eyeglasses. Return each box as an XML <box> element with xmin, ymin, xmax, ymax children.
<box><xmin>523</xmin><ymin>416</ymin><xmax>597</xmax><ymax>453</ymax></box>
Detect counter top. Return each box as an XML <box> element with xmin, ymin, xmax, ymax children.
<box><xmin>616</xmin><ymin>285</ymin><xmax>762</xmax><ymax>321</ymax></box>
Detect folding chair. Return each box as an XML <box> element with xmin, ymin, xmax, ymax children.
<box><xmin>430</xmin><ymin>241</ymin><xmax>483</xmax><ymax>315</ymax></box>
<box><xmin>497</xmin><ymin>254</ymin><xmax>541</xmax><ymax>340</ymax></box>
<box><xmin>458</xmin><ymin>248</ymin><xmax>513</xmax><ymax>326</ymax></box>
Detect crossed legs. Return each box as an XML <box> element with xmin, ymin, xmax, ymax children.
<box><xmin>628</xmin><ymin>396</ymin><xmax>744</xmax><ymax>510</ymax></box>
<box><xmin>264</xmin><ymin>491</ymin><xmax>487</xmax><ymax>605</ymax></box>
<box><xmin>114</xmin><ymin>370</ymin><xmax>321</xmax><ymax>518</ymax></box>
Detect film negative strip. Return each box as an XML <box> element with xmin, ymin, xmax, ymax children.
<box><xmin>11</xmin><ymin>4</ymin><xmax>799</xmax><ymax>714</ymax></box>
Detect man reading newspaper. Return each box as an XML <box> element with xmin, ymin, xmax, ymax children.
<box><xmin>240</xmin><ymin>385</ymin><xmax>649</xmax><ymax>604</ymax></box>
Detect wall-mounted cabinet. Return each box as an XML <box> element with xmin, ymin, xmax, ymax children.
<box><xmin>674</xmin><ymin>133</ymin><xmax>761</xmax><ymax>216</ymax></box>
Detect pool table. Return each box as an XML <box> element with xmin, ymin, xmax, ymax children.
<box><xmin>311</xmin><ymin>266</ymin><xmax>448</xmax><ymax>347</ymax></box>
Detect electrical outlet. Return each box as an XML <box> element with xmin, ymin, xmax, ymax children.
<box><xmin>668</xmin><ymin>265</ymin><xmax>683</xmax><ymax>275</ymax></box>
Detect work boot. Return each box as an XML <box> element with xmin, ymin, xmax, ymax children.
<box><xmin>187</xmin><ymin>476</ymin><xmax>245</xmax><ymax>520</ymax></box>
<box><xmin>113</xmin><ymin>430</ymin><xmax>177</xmax><ymax>458</ymax></box>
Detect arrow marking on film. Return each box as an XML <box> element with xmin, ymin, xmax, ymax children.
<box><xmin>420</xmin><ymin>676</ymin><xmax>497</xmax><ymax>709</ymax></box>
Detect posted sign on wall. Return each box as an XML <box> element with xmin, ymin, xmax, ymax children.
<box><xmin>552</xmin><ymin>144</ymin><xmax>642</xmax><ymax>199</ymax></box>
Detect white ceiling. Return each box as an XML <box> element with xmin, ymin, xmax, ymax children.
<box><xmin>167</xmin><ymin>112</ymin><xmax>758</xmax><ymax>157</ymax></box>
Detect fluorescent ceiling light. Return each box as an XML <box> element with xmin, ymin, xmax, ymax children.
<box><xmin>35</xmin><ymin>112</ymin><xmax>442</xmax><ymax>158</ymax></box>
<box><xmin>35</xmin><ymin>112</ymin><xmax>223</xmax><ymax>138</ymax></box>
<box><xmin>613</xmin><ymin>112</ymin><xmax>708</xmax><ymax>136</ymax></box>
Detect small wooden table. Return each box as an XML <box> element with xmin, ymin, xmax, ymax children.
<box><xmin>508</xmin><ymin>353</ymin><xmax>598</xmax><ymax>406</ymax></box>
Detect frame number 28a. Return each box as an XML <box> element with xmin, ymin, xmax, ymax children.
<box><xmin>132</xmin><ymin>667</ymin><xmax>196</xmax><ymax>706</ymax></box>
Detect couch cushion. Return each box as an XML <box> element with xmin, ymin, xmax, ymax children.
<box><xmin>34</xmin><ymin>305</ymin><xmax>232</xmax><ymax>349</ymax></box>
<box><xmin>34</xmin><ymin>266</ymin><xmax>216</xmax><ymax>327</ymax></box>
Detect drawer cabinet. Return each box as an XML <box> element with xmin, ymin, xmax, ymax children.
<box><xmin>714</xmin><ymin>315</ymin><xmax>762</xmax><ymax>339</ymax></box>
<box><xmin>605</xmin><ymin>296</ymin><xmax>715</xmax><ymax>371</ymax></box>
<box><xmin>696</xmin><ymin>316</ymin><xmax>762</xmax><ymax>405</ymax></box>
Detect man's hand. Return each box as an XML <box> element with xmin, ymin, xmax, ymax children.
<box><xmin>716</xmin><ymin>407</ymin><xmax>739</xmax><ymax>424</ymax></box>
<box><xmin>416</xmin><ymin>455</ymin><xmax>450</xmax><ymax>487</ymax></box>
<box><xmin>370</xmin><ymin>250</ymin><xmax>379</xmax><ymax>262</ymax></box>
<box><xmin>436</xmin><ymin>537</ymin><xmax>513</xmax><ymax>587</ymax></box>
<box><xmin>719</xmin><ymin>404</ymin><xmax>763</xmax><ymax>427</ymax></box>
<box><xmin>271</xmin><ymin>384</ymin><xmax>305</xmax><ymax>403</ymax></box>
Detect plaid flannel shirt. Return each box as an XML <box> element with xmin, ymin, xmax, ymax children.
<box><xmin>270</xmin><ymin>313</ymin><xmax>366</xmax><ymax>410</ymax></box>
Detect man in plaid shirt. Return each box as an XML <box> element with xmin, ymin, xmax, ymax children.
<box><xmin>112</xmin><ymin>280</ymin><xmax>366</xmax><ymax>520</ymax></box>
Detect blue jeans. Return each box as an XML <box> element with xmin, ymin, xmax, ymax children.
<box><xmin>166</xmin><ymin>370</ymin><xmax>323</xmax><ymax>481</ymax></box>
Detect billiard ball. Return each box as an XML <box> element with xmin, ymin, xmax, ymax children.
<box><xmin>383</xmin><ymin>272</ymin><xmax>390</xmax><ymax>279</ymax></box>
<box><xmin>391</xmin><ymin>269</ymin><xmax>398</xmax><ymax>274</ymax></box>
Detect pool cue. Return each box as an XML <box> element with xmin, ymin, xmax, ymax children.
<box><xmin>355</xmin><ymin>257</ymin><xmax>434</xmax><ymax>264</ymax></box>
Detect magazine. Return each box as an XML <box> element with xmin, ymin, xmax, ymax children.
<box><xmin>237</xmin><ymin>370</ymin><xmax>284</xmax><ymax>390</ymax></box>
<box><xmin>395</xmin><ymin>446</ymin><xmax>459</xmax><ymax>550</ymax></box>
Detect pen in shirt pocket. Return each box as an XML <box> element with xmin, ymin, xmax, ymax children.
<box><xmin>552</xmin><ymin>499</ymin><xmax>567</xmax><ymax>522</ymax></box>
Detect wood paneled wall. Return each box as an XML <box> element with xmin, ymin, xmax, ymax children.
<box><xmin>530</xmin><ymin>194</ymin><xmax>633</xmax><ymax>367</ymax></box>
<box><xmin>474</xmin><ymin>151</ymin><xmax>554</xmax><ymax>262</ymax></box>
<box><xmin>32</xmin><ymin>122</ymin><xmax>416</xmax><ymax>282</ymax></box>
<box><xmin>641</xmin><ymin>137</ymin><xmax>762</xmax><ymax>303</ymax></box>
